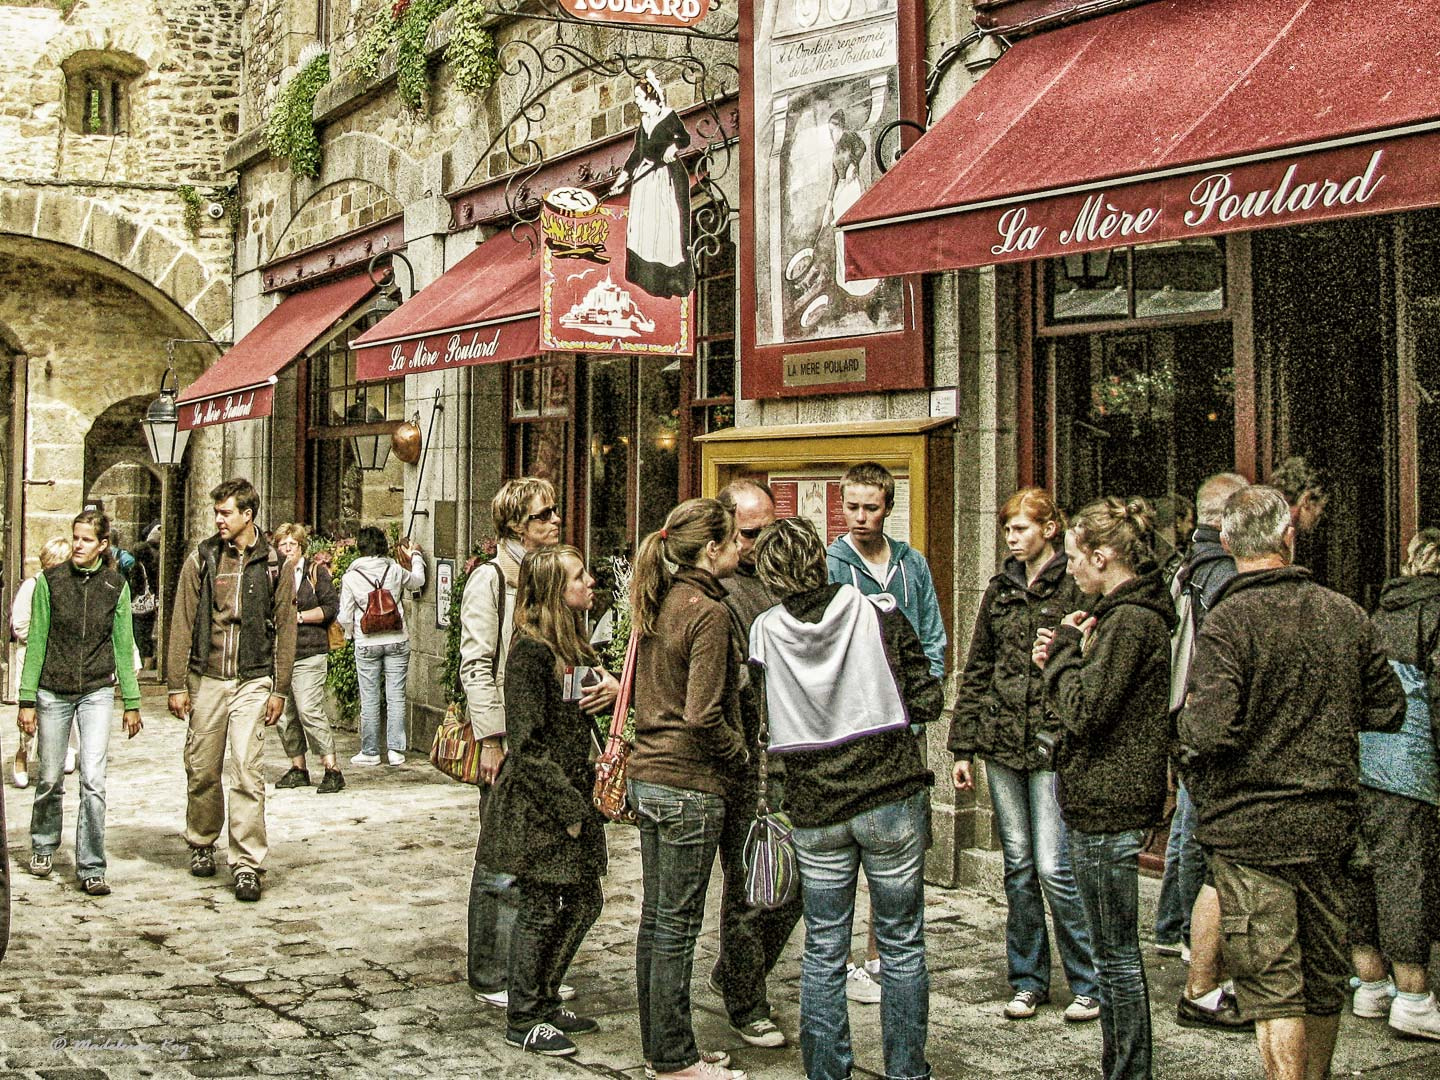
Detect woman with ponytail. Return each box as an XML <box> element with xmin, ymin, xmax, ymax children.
<box><xmin>629</xmin><ymin>498</ymin><xmax>748</xmax><ymax>1080</ymax></box>
<box><xmin>1032</xmin><ymin>496</ymin><xmax>1174</xmax><ymax>1080</ymax></box>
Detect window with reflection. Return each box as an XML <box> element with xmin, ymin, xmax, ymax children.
<box><xmin>510</xmin><ymin>355</ymin><xmax>574</xmax><ymax>506</ymax></box>
<box><xmin>1047</xmin><ymin>238</ymin><xmax>1226</xmax><ymax>324</ymax></box>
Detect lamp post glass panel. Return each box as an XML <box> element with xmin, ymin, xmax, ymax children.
<box><xmin>142</xmin><ymin>385</ymin><xmax>190</xmax><ymax>466</ymax></box>
<box><xmin>351</xmin><ymin>404</ymin><xmax>390</xmax><ymax>471</ymax></box>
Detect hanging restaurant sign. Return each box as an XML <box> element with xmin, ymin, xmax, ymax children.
<box><xmin>555</xmin><ymin>0</ymin><xmax>708</xmax><ymax>29</ymax></box>
<box><xmin>540</xmin><ymin>181</ymin><xmax>694</xmax><ymax>355</ymax></box>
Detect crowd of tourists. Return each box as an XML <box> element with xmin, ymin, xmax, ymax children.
<box><xmin>11</xmin><ymin>457</ymin><xmax>1438</xmax><ymax>1080</ymax></box>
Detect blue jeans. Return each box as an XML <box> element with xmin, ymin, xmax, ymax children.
<box><xmin>793</xmin><ymin>789</ymin><xmax>931</xmax><ymax>1080</ymax></box>
<box><xmin>355</xmin><ymin>640</ymin><xmax>409</xmax><ymax>755</ymax></box>
<box><xmin>987</xmin><ymin>761</ymin><xmax>1099</xmax><ymax>998</ymax></box>
<box><xmin>468</xmin><ymin>784</ymin><xmax>518</xmax><ymax>993</ymax></box>
<box><xmin>1069</xmin><ymin>828</ymin><xmax>1152</xmax><ymax>1080</ymax></box>
<box><xmin>631</xmin><ymin>779</ymin><xmax>726</xmax><ymax>1074</ymax></box>
<box><xmin>30</xmin><ymin>687</ymin><xmax>113</xmax><ymax>878</ymax></box>
<box><xmin>1154</xmin><ymin>782</ymin><xmax>1205</xmax><ymax>945</ymax></box>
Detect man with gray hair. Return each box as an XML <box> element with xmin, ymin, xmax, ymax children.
<box><xmin>1177</xmin><ymin>485</ymin><xmax>1404</xmax><ymax>1080</ymax></box>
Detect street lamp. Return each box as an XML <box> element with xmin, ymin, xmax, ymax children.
<box><xmin>349</xmin><ymin>402</ymin><xmax>390</xmax><ymax>471</ymax></box>
<box><xmin>142</xmin><ymin>364</ymin><xmax>190</xmax><ymax>467</ymax></box>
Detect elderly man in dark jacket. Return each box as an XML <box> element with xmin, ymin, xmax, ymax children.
<box><xmin>1178</xmin><ymin>485</ymin><xmax>1404</xmax><ymax>1080</ymax></box>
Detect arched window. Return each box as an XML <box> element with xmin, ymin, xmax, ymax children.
<box><xmin>62</xmin><ymin>51</ymin><xmax>144</xmax><ymax>136</ymax></box>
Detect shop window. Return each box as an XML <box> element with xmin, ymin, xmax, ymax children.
<box><xmin>509</xmin><ymin>355</ymin><xmax>574</xmax><ymax>499</ymax></box>
<box><xmin>1046</xmin><ymin>238</ymin><xmax>1226</xmax><ymax>325</ymax></box>
<box><xmin>62</xmin><ymin>52</ymin><xmax>143</xmax><ymax>136</ymax></box>
<box><xmin>691</xmin><ymin>233</ymin><xmax>738</xmax><ymax>436</ymax></box>
<box><xmin>306</xmin><ymin>313</ymin><xmax>407</xmax><ymax>537</ymax></box>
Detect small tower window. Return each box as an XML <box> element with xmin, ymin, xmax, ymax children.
<box><xmin>63</xmin><ymin>51</ymin><xmax>144</xmax><ymax>137</ymax></box>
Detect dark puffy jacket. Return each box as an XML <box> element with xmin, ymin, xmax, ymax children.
<box><xmin>1178</xmin><ymin>566</ymin><xmax>1405</xmax><ymax>864</ymax></box>
<box><xmin>1043</xmin><ymin>570</ymin><xmax>1176</xmax><ymax>834</ymax></box>
<box><xmin>949</xmin><ymin>552</ymin><xmax>1088</xmax><ymax>771</ymax></box>
<box><xmin>1370</xmin><ymin>574</ymin><xmax>1440</xmax><ymax>702</ymax></box>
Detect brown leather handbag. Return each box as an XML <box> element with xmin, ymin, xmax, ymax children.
<box><xmin>592</xmin><ymin>632</ymin><xmax>640</xmax><ymax>825</ymax></box>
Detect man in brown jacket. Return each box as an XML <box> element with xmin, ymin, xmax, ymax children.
<box><xmin>167</xmin><ymin>478</ymin><xmax>297</xmax><ymax>902</ymax></box>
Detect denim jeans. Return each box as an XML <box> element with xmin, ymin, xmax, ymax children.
<box><xmin>793</xmin><ymin>788</ymin><xmax>931</xmax><ymax>1080</ymax></box>
<box><xmin>1069</xmin><ymin>828</ymin><xmax>1152</xmax><ymax>1080</ymax></box>
<box><xmin>507</xmin><ymin>876</ymin><xmax>603</xmax><ymax>1031</ymax></box>
<box><xmin>714</xmin><ymin>776</ymin><xmax>805</xmax><ymax>1026</ymax></box>
<box><xmin>355</xmin><ymin>640</ymin><xmax>410</xmax><ymax>755</ymax></box>
<box><xmin>30</xmin><ymin>687</ymin><xmax>113</xmax><ymax>878</ymax></box>
<box><xmin>468</xmin><ymin>784</ymin><xmax>519</xmax><ymax>993</ymax></box>
<box><xmin>987</xmin><ymin>761</ymin><xmax>1099</xmax><ymax>998</ymax></box>
<box><xmin>1154</xmin><ymin>782</ymin><xmax>1205</xmax><ymax>945</ymax></box>
<box><xmin>631</xmin><ymin>779</ymin><xmax>726</xmax><ymax>1074</ymax></box>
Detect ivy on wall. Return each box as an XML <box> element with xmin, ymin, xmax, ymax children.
<box><xmin>266</xmin><ymin>49</ymin><xmax>331</xmax><ymax>178</ymax></box>
<box><xmin>355</xmin><ymin>0</ymin><xmax>499</xmax><ymax>114</ymax></box>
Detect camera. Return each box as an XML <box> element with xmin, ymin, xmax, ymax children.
<box><xmin>205</xmin><ymin>202</ymin><xmax>226</xmax><ymax>220</ymax></box>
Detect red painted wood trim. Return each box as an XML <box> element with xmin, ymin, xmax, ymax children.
<box><xmin>261</xmin><ymin>216</ymin><xmax>407</xmax><ymax>294</ymax></box>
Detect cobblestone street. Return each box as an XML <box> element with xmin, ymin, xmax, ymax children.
<box><xmin>1</xmin><ymin>688</ymin><xmax>1438</xmax><ymax>1079</ymax></box>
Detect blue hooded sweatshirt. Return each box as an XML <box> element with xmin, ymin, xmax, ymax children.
<box><xmin>827</xmin><ymin>534</ymin><xmax>947</xmax><ymax>678</ymax></box>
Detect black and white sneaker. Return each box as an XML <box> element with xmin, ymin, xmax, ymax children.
<box><xmin>506</xmin><ymin>1022</ymin><xmax>576</xmax><ymax>1056</ymax></box>
<box><xmin>548</xmin><ymin>1007</ymin><xmax>598</xmax><ymax>1034</ymax></box>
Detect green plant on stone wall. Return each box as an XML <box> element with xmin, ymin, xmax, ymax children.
<box><xmin>448</xmin><ymin>0</ymin><xmax>499</xmax><ymax>98</ymax></box>
<box><xmin>176</xmin><ymin>184</ymin><xmax>203</xmax><ymax>237</ymax></box>
<box><xmin>266</xmin><ymin>50</ymin><xmax>331</xmax><ymax>178</ymax></box>
<box><xmin>353</xmin><ymin>0</ymin><xmax>499</xmax><ymax>112</ymax></box>
<box><xmin>441</xmin><ymin>542</ymin><xmax>496</xmax><ymax>705</ymax></box>
<box><xmin>312</xmin><ymin>536</ymin><xmax>361</xmax><ymax>722</ymax></box>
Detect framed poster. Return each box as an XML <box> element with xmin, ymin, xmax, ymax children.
<box><xmin>740</xmin><ymin>0</ymin><xmax>928</xmax><ymax>398</ymax></box>
<box><xmin>435</xmin><ymin>559</ymin><xmax>454</xmax><ymax>629</ymax></box>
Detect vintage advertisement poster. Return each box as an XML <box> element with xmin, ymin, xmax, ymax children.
<box><xmin>769</xmin><ymin>469</ymin><xmax>911</xmax><ymax>545</ymax></box>
<box><xmin>740</xmin><ymin>0</ymin><xmax>926</xmax><ymax>397</ymax></box>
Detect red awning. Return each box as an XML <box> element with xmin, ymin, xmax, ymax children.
<box><xmin>838</xmin><ymin>0</ymin><xmax>1440</xmax><ymax>279</ymax></box>
<box><xmin>177</xmin><ymin>274</ymin><xmax>375</xmax><ymax>430</ymax></box>
<box><xmin>352</xmin><ymin>233</ymin><xmax>541</xmax><ymax>382</ymax></box>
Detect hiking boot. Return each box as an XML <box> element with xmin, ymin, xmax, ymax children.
<box><xmin>505</xmin><ymin>1022</ymin><xmax>576</xmax><ymax>1057</ymax></box>
<box><xmin>189</xmin><ymin>845</ymin><xmax>216</xmax><ymax>878</ymax></box>
<box><xmin>81</xmin><ymin>877</ymin><xmax>111</xmax><ymax>896</ymax></box>
<box><xmin>1004</xmin><ymin>989</ymin><xmax>1046</xmax><ymax>1019</ymax></box>
<box><xmin>316</xmin><ymin>769</ymin><xmax>346</xmax><ymax>794</ymax></box>
<box><xmin>29</xmin><ymin>852</ymin><xmax>52</xmax><ymax>878</ymax></box>
<box><xmin>234</xmin><ymin>869</ymin><xmax>262</xmax><ymax>902</ymax></box>
<box><xmin>275</xmin><ymin>766</ymin><xmax>310</xmax><ymax>789</ymax></box>
<box><xmin>547</xmin><ymin>1007</ymin><xmax>598</xmax><ymax>1034</ymax></box>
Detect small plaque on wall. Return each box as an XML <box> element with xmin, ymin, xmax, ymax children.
<box><xmin>435</xmin><ymin>559</ymin><xmax>454</xmax><ymax>629</ymax></box>
<box><xmin>782</xmin><ymin>349</ymin><xmax>867</xmax><ymax>387</ymax></box>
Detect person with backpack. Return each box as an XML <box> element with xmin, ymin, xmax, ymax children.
<box><xmin>950</xmin><ymin>487</ymin><xmax>1100</xmax><ymax>1023</ymax></box>
<box><xmin>271</xmin><ymin>523</ymin><xmax>343</xmax><ymax>794</ymax></box>
<box><xmin>167</xmin><ymin>478</ymin><xmax>297</xmax><ymax>902</ymax></box>
<box><xmin>750</xmin><ymin>517</ymin><xmax>943</xmax><ymax>1080</ymax></box>
<box><xmin>1349</xmin><ymin>527</ymin><xmax>1440</xmax><ymax>1039</ymax></box>
<box><xmin>338</xmin><ymin>526</ymin><xmax>425</xmax><ymax>768</ymax></box>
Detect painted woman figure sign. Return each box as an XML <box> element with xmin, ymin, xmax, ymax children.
<box><xmin>539</xmin><ymin>73</ymin><xmax>695</xmax><ymax>356</ymax></box>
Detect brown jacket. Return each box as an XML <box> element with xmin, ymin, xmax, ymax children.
<box><xmin>630</xmin><ymin>566</ymin><xmax>748</xmax><ymax>796</ymax></box>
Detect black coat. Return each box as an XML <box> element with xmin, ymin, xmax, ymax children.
<box><xmin>949</xmin><ymin>552</ymin><xmax>1088</xmax><ymax>771</ymax></box>
<box><xmin>1043</xmin><ymin>570</ymin><xmax>1176</xmax><ymax>834</ymax></box>
<box><xmin>294</xmin><ymin>558</ymin><xmax>340</xmax><ymax>661</ymax></box>
<box><xmin>478</xmin><ymin>633</ymin><xmax>607</xmax><ymax>884</ymax></box>
<box><xmin>1178</xmin><ymin>566</ymin><xmax>1405</xmax><ymax>864</ymax></box>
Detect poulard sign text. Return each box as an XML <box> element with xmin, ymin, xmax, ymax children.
<box><xmin>556</xmin><ymin>0</ymin><xmax>706</xmax><ymax>29</ymax></box>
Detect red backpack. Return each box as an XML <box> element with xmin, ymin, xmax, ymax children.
<box><xmin>358</xmin><ymin>567</ymin><xmax>403</xmax><ymax>635</ymax></box>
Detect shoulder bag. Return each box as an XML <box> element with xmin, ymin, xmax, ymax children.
<box><xmin>742</xmin><ymin>679</ymin><xmax>799</xmax><ymax>910</ymax></box>
<box><xmin>592</xmin><ymin>631</ymin><xmax>640</xmax><ymax>824</ymax></box>
<box><xmin>429</xmin><ymin>563</ymin><xmax>506</xmax><ymax>785</ymax></box>
<box><xmin>130</xmin><ymin>558</ymin><xmax>157</xmax><ymax>616</ymax></box>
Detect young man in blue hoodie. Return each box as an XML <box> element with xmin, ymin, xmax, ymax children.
<box><xmin>826</xmin><ymin>461</ymin><xmax>947</xmax><ymax>678</ymax></box>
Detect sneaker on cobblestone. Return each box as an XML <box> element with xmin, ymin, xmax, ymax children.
<box><xmin>506</xmin><ymin>1022</ymin><xmax>576</xmax><ymax>1056</ymax></box>
<box><xmin>350</xmin><ymin>752</ymin><xmax>382</xmax><ymax>766</ymax></box>
<box><xmin>1064</xmin><ymin>995</ymin><xmax>1100</xmax><ymax>1022</ymax></box>
<box><xmin>475</xmin><ymin>988</ymin><xmax>508</xmax><ymax>1008</ymax></box>
<box><xmin>558</xmin><ymin>982</ymin><xmax>576</xmax><ymax>1001</ymax></box>
<box><xmin>1390</xmin><ymin>993</ymin><xmax>1440</xmax><ymax>1040</ymax></box>
<box><xmin>646</xmin><ymin>1051</ymin><xmax>732</xmax><ymax>1080</ymax></box>
<box><xmin>316</xmin><ymin>769</ymin><xmax>346</xmax><ymax>794</ymax></box>
<box><xmin>1155</xmin><ymin>939</ymin><xmax>1184</xmax><ymax>957</ymax></box>
<box><xmin>656</xmin><ymin>1060</ymin><xmax>748</xmax><ymax>1080</ymax></box>
<box><xmin>548</xmin><ymin>1007</ymin><xmax>598</xmax><ymax>1034</ymax></box>
<box><xmin>1004</xmin><ymin>989</ymin><xmax>1046</xmax><ymax>1019</ymax></box>
<box><xmin>845</xmin><ymin>963</ymin><xmax>881</xmax><ymax>1004</ymax></box>
<box><xmin>234</xmin><ymin>869</ymin><xmax>262</xmax><ymax>902</ymax></box>
<box><xmin>731</xmin><ymin>1017</ymin><xmax>785</xmax><ymax>1047</ymax></box>
<box><xmin>387</xmin><ymin>750</ymin><xmax>406</xmax><ymax>766</ymax></box>
<box><xmin>275</xmin><ymin>766</ymin><xmax>310</xmax><ymax>789</ymax></box>
<box><xmin>1354</xmin><ymin>979</ymin><xmax>1399</xmax><ymax>1018</ymax></box>
<box><xmin>189</xmin><ymin>845</ymin><xmax>216</xmax><ymax>878</ymax></box>
<box><xmin>28</xmin><ymin>852</ymin><xmax>52</xmax><ymax>878</ymax></box>
<box><xmin>81</xmin><ymin>877</ymin><xmax>111</xmax><ymax>896</ymax></box>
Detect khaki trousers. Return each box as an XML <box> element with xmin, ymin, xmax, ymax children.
<box><xmin>279</xmin><ymin>653</ymin><xmax>334</xmax><ymax>760</ymax></box>
<box><xmin>184</xmin><ymin>674</ymin><xmax>271</xmax><ymax>873</ymax></box>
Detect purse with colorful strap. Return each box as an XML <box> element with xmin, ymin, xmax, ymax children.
<box><xmin>592</xmin><ymin>631</ymin><xmax>640</xmax><ymax>824</ymax></box>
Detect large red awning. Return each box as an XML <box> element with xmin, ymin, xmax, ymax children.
<box><xmin>838</xmin><ymin>0</ymin><xmax>1440</xmax><ymax>279</ymax></box>
<box><xmin>177</xmin><ymin>274</ymin><xmax>375</xmax><ymax>430</ymax></box>
<box><xmin>352</xmin><ymin>233</ymin><xmax>540</xmax><ymax>382</ymax></box>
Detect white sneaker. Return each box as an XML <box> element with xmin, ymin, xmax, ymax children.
<box><xmin>386</xmin><ymin>750</ymin><xmax>405</xmax><ymax>766</ymax></box>
<box><xmin>1354</xmin><ymin>979</ymin><xmax>1398</xmax><ymax>1018</ymax></box>
<box><xmin>12</xmin><ymin>755</ymin><xmax>28</xmax><ymax>789</ymax></box>
<box><xmin>646</xmin><ymin>1051</ymin><xmax>731</xmax><ymax>1080</ymax></box>
<box><xmin>1004</xmin><ymin>989</ymin><xmax>1044</xmax><ymax>1019</ymax></box>
<box><xmin>654</xmin><ymin>1060</ymin><xmax>747</xmax><ymax>1080</ymax></box>
<box><xmin>350</xmin><ymin>752</ymin><xmax>382</xmax><ymax>766</ymax></box>
<box><xmin>558</xmin><ymin>982</ymin><xmax>576</xmax><ymax>1001</ymax></box>
<box><xmin>1390</xmin><ymin>993</ymin><xmax>1440</xmax><ymax>1040</ymax></box>
<box><xmin>845</xmin><ymin>963</ymin><xmax>882</xmax><ymax>1004</ymax></box>
<box><xmin>64</xmin><ymin>746</ymin><xmax>77</xmax><ymax>774</ymax></box>
<box><xmin>1181</xmin><ymin>943</ymin><xmax>1192</xmax><ymax>964</ymax></box>
<box><xmin>1064</xmin><ymin>995</ymin><xmax>1100</xmax><ymax>1022</ymax></box>
<box><xmin>475</xmin><ymin>988</ymin><xmax>508</xmax><ymax>1007</ymax></box>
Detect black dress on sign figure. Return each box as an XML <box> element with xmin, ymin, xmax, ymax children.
<box><xmin>612</xmin><ymin>79</ymin><xmax>695</xmax><ymax>300</ymax></box>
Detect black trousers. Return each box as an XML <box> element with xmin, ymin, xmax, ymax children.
<box><xmin>714</xmin><ymin>782</ymin><xmax>805</xmax><ymax>1026</ymax></box>
<box><xmin>507</xmin><ymin>875</ymin><xmax>604</xmax><ymax>1031</ymax></box>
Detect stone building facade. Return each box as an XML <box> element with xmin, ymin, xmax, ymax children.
<box><xmin>0</xmin><ymin>0</ymin><xmax>243</xmax><ymax>690</ymax></box>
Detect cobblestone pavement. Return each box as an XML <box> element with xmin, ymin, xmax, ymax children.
<box><xmin>2</xmin><ymin>689</ymin><xmax>1439</xmax><ymax>1079</ymax></box>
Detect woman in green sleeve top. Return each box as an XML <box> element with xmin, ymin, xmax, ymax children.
<box><xmin>17</xmin><ymin>509</ymin><xmax>143</xmax><ymax>896</ymax></box>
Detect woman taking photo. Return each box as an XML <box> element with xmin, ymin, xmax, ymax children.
<box><xmin>273</xmin><ymin>523</ymin><xmax>343</xmax><ymax>793</ymax></box>
<box><xmin>749</xmin><ymin>518</ymin><xmax>943</xmax><ymax>1080</ymax></box>
<box><xmin>630</xmin><ymin>498</ymin><xmax>748</xmax><ymax>1080</ymax></box>
<box><xmin>950</xmin><ymin>488</ymin><xmax>1100</xmax><ymax>1022</ymax></box>
<box><xmin>479</xmin><ymin>546</ymin><xmax>609</xmax><ymax>1058</ymax></box>
<box><xmin>1034</xmin><ymin>498</ymin><xmax>1173</xmax><ymax>1080</ymax></box>
<box><xmin>338</xmin><ymin>526</ymin><xmax>425</xmax><ymax>767</ymax></box>
<box><xmin>19</xmin><ymin>510</ymin><xmax>143</xmax><ymax>896</ymax></box>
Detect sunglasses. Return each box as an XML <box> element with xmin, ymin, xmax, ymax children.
<box><xmin>738</xmin><ymin>525</ymin><xmax>766</xmax><ymax>540</ymax></box>
<box><xmin>526</xmin><ymin>506</ymin><xmax>560</xmax><ymax>524</ymax></box>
